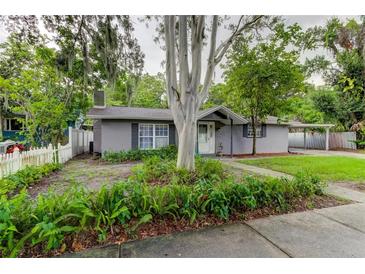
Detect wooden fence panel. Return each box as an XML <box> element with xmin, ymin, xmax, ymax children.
<box><xmin>0</xmin><ymin>127</ymin><xmax>93</xmax><ymax>178</ymax></box>
<box><xmin>289</xmin><ymin>131</ymin><xmax>356</xmax><ymax>150</ymax></box>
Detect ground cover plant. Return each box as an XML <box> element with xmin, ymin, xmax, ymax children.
<box><xmin>0</xmin><ymin>163</ymin><xmax>62</xmax><ymax>196</ymax></box>
<box><xmin>239</xmin><ymin>156</ymin><xmax>365</xmax><ymax>182</ymax></box>
<box><xmin>102</xmin><ymin>145</ymin><xmax>177</xmax><ymax>163</ymax></box>
<box><xmin>0</xmin><ymin>156</ymin><xmax>337</xmax><ymax>258</ymax></box>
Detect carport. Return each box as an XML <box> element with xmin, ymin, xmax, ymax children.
<box><xmin>288</xmin><ymin>122</ymin><xmax>334</xmax><ymax>151</ymax></box>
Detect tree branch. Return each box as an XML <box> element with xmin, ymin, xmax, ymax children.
<box><xmin>178</xmin><ymin>16</ymin><xmax>189</xmax><ymax>104</ymax></box>
<box><xmin>164</xmin><ymin>16</ymin><xmax>185</xmax><ymax>127</ymax></box>
<box><xmin>198</xmin><ymin>15</ymin><xmax>218</xmax><ymax>106</ymax></box>
<box><xmin>190</xmin><ymin>16</ymin><xmax>205</xmax><ymax>95</ymax></box>
<box><xmin>214</xmin><ymin>15</ymin><xmax>263</xmax><ymax>64</ymax></box>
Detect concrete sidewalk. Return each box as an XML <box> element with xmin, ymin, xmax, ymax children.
<box><xmin>63</xmin><ymin>202</ymin><xmax>365</xmax><ymax>258</ymax></box>
<box><xmin>221</xmin><ymin>158</ymin><xmax>293</xmax><ymax>179</ymax></box>
<box><xmin>62</xmin><ymin>159</ymin><xmax>365</xmax><ymax>258</ymax></box>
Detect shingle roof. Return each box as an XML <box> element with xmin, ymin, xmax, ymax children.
<box><xmin>87</xmin><ymin>106</ymin><xmax>172</xmax><ymax>120</ymax></box>
<box><xmin>86</xmin><ymin>105</ymin><xmax>286</xmax><ymax>125</ymax></box>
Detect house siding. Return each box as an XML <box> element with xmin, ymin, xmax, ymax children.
<box><xmin>216</xmin><ymin>124</ymin><xmax>289</xmax><ymax>154</ymax></box>
<box><xmin>93</xmin><ymin>120</ymin><xmax>102</xmax><ymax>153</ymax></box>
<box><xmin>94</xmin><ymin>118</ymin><xmax>288</xmax><ymax>155</ymax></box>
<box><xmin>99</xmin><ymin>120</ymin><xmax>177</xmax><ymax>154</ymax></box>
<box><xmin>101</xmin><ymin>120</ymin><xmax>132</xmax><ymax>153</ymax></box>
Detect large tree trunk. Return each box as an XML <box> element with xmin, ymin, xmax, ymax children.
<box><xmin>163</xmin><ymin>15</ymin><xmax>263</xmax><ymax>170</ymax></box>
<box><xmin>176</xmin><ymin>118</ymin><xmax>197</xmax><ymax>169</ymax></box>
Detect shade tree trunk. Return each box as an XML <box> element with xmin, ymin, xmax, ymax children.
<box><xmin>163</xmin><ymin>15</ymin><xmax>264</xmax><ymax>170</ymax></box>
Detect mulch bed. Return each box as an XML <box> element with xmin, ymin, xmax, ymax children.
<box><xmin>18</xmin><ymin>194</ymin><xmax>351</xmax><ymax>258</ymax></box>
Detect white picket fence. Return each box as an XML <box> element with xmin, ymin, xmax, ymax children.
<box><xmin>70</xmin><ymin>128</ymin><xmax>93</xmax><ymax>157</ymax></box>
<box><xmin>0</xmin><ymin>127</ymin><xmax>93</xmax><ymax>178</ymax></box>
<box><xmin>289</xmin><ymin>131</ymin><xmax>357</xmax><ymax>150</ymax></box>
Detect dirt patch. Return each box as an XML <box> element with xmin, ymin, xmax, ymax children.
<box><xmin>27</xmin><ymin>154</ymin><xmax>137</xmax><ymax>198</ymax></box>
<box><xmin>335</xmin><ymin>182</ymin><xmax>365</xmax><ymax>193</ymax></box>
<box><xmin>18</xmin><ymin>194</ymin><xmax>351</xmax><ymax>258</ymax></box>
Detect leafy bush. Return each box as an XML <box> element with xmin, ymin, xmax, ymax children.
<box><xmin>102</xmin><ymin>145</ymin><xmax>177</xmax><ymax>163</ymax></box>
<box><xmin>130</xmin><ymin>156</ymin><xmax>226</xmax><ymax>185</ymax></box>
<box><xmin>0</xmin><ymin>163</ymin><xmax>62</xmax><ymax>196</ymax></box>
<box><xmin>0</xmin><ymin>164</ymin><xmax>325</xmax><ymax>257</ymax></box>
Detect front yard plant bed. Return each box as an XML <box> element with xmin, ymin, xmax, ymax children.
<box><xmin>0</xmin><ymin>163</ymin><xmax>62</xmax><ymax>196</ymax></box>
<box><xmin>0</xmin><ymin>158</ymin><xmax>347</xmax><ymax>257</ymax></box>
<box><xmin>102</xmin><ymin>145</ymin><xmax>177</xmax><ymax>163</ymax></box>
<box><xmin>20</xmin><ymin>194</ymin><xmax>348</xmax><ymax>258</ymax></box>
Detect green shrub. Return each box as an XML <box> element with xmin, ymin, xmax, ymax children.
<box><xmin>0</xmin><ymin>159</ymin><xmax>325</xmax><ymax>257</ymax></box>
<box><xmin>130</xmin><ymin>156</ymin><xmax>226</xmax><ymax>185</ymax></box>
<box><xmin>0</xmin><ymin>163</ymin><xmax>62</xmax><ymax>196</ymax></box>
<box><xmin>102</xmin><ymin>145</ymin><xmax>177</xmax><ymax>163</ymax></box>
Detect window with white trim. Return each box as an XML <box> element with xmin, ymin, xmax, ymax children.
<box><xmin>247</xmin><ymin>124</ymin><xmax>262</xmax><ymax>138</ymax></box>
<box><xmin>139</xmin><ymin>124</ymin><xmax>169</xmax><ymax>149</ymax></box>
<box><xmin>4</xmin><ymin>118</ymin><xmax>23</xmax><ymax>131</ymax></box>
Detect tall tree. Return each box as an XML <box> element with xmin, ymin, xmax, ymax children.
<box><xmin>163</xmin><ymin>15</ymin><xmax>275</xmax><ymax>170</ymax></box>
<box><xmin>223</xmin><ymin>24</ymin><xmax>305</xmax><ymax>154</ymax></box>
<box><xmin>1</xmin><ymin>15</ymin><xmax>145</xmax><ymax>99</ymax></box>
<box><xmin>131</xmin><ymin>73</ymin><xmax>167</xmax><ymax>108</ymax></box>
<box><xmin>305</xmin><ymin>17</ymin><xmax>365</xmax><ymax>133</ymax></box>
<box><xmin>0</xmin><ymin>36</ymin><xmax>76</xmax><ymax>145</ymax></box>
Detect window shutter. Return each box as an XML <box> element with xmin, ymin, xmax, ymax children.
<box><xmin>262</xmin><ymin>124</ymin><xmax>267</xmax><ymax>137</ymax></box>
<box><xmin>243</xmin><ymin>124</ymin><xmax>248</xmax><ymax>137</ymax></box>
<box><xmin>169</xmin><ymin>124</ymin><xmax>176</xmax><ymax>145</ymax></box>
<box><xmin>131</xmin><ymin>123</ymin><xmax>139</xmax><ymax>149</ymax></box>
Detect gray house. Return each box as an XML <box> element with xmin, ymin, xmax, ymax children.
<box><xmin>87</xmin><ymin>102</ymin><xmax>291</xmax><ymax>156</ymax></box>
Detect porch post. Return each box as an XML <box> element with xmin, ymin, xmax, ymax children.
<box><xmin>304</xmin><ymin>128</ymin><xmax>307</xmax><ymax>150</ymax></box>
<box><xmin>196</xmin><ymin>122</ymin><xmax>199</xmax><ymax>155</ymax></box>
<box><xmin>230</xmin><ymin>118</ymin><xmax>233</xmax><ymax>158</ymax></box>
<box><xmin>325</xmin><ymin>127</ymin><xmax>330</xmax><ymax>151</ymax></box>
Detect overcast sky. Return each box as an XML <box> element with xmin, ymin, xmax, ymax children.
<box><xmin>0</xmin><ymin>15</ymin><xmax>358</xmax><ymax>86</ymax></box>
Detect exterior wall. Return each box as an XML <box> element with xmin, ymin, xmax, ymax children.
<box><xmin>98</xmin><ymin>120</ymin><xmax>177</xmax><ymax>154</ymax></box>
<box><xmin>93</xmin><ymin>120</ymin><xmax>102</xmax><ymax>153</ymax></box>
<box><xmin>216</xmin><ymin>124</ymin><xmax>289</xmax><ymax>154</ymax></box>
<box><xmin>101</xmin><ymin>120</ymin><xmax>132</xmax><ymax>153</ymax></box>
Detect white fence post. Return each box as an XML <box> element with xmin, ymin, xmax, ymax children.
<box><xmin>0</xmin><ymin>127</ymin><xmax>93</xmax><ymax>178</ymax></box>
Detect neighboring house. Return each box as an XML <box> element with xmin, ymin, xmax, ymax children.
<box><xmin>87</xmin><ymin>91</ymin><xmax>293</xmax><ymax>155</ymax></box>
<box><xmin>1</xmin><ymin>112</ymin><xmax>25</xmax><ymax>141</ymax></box>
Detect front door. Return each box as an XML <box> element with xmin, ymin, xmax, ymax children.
<box><xmin>198</xmin><ymin>122</ymin><xmax>215</xmax><ymax>154</ymax></box>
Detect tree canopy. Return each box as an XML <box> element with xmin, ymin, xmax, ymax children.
<box><xmin>0</xmin><ymin>16</ymin><xmax>145</xmax><ymax>144</ymax></box>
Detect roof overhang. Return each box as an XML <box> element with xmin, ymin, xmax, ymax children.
<box><xmin>86</xmin><ymin>115</ymin><xmax>172</xmax><ymax>121</ymax></box>
<box><xmin>198</xmin><ymin>105</ymin><xmax>248</xmax><ymax>125</ymax></box>
<box><xmin>289</xmin><ymin>123</ymin><xmax>335</xmax><ymax>128</ymax></box>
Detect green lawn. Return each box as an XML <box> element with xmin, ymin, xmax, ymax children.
<box><xmin>239</xmin><ymin>156</ymin><xmax>365</xmax><ymax>182</ymax></box>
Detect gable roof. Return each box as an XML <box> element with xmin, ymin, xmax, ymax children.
<box><xmin>86</xmin><ymin>105</ymin><xmax>288</xmax><ymax>125</ymax></box>
<box><xmin>87</xmin><ymin>106</ymin><xmax>172</xmax><ymax>120</ymax></box>
<box><xmin>87</xmin><ymin>105</ymin><xmax>247</xmax><ymax>123</ymax></box>
<box><xmin>198</xmin><ymin>105</ymin><xmax>248</xmax><ymax>123</ymax></box>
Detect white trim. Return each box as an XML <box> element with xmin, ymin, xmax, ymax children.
<box><xmin>198</xmin><ymin>105</ymin><xmax>248</xmax><ymax>124</ymax></box>
<box><xmin>138</xmin><ymin>123</ymin><xmax>169</xmax><ymax>150</ymax></box>
<box><xmin>247</xmin><ymin>124</ymin><xmax>262</xmax><ymax>138</ymax></box>
<box><xmin>198</xmin><ymin>121</ymin><xmax>215</xmax><ymax>154</ymax></box>
<box><xmin>4</xmin><ymin>118</ymin><xmax>23</xmax><ymax>131</ymax></box>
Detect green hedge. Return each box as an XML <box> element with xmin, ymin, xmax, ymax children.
<box><xmin>131</xmin><ymin>156</ymin><xmax>226</xmax><ymax>184</ymax></box>
<box><xmin>102</xmin><ymin>145</ymin><xmax>177</xmax><ymax>163</ymax></box>
<box><xmin>0</xmin><ymin>163</ymin><xmax>62</xmax><ymax>196</ymax></box>
<box><xmin>0</xmin><ymin>158</ymin><xmax>325</xmax><ymax>257</ymax></box>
